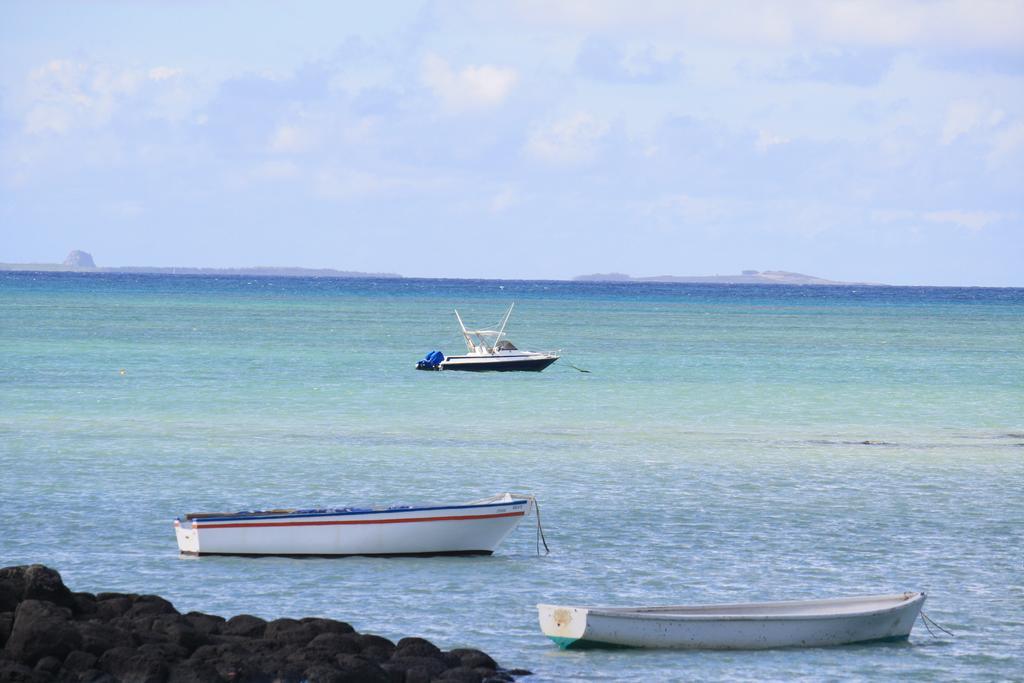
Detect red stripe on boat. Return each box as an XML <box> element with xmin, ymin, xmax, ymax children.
<box><xmin>196</xmin><ymin>510</ymin><xmax>525</xmax><ymax>529</ymax></box>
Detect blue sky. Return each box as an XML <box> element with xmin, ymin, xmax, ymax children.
<box><xmin>1</xmin><ymin>1</ymin><xmax>1022</xmax><ymax>285</ymax></box>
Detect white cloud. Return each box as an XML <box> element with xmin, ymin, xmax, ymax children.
<box><xmin>269</xmin><ymin>124</ymin><xmax>317</xmax><ymax>154</ymax></box>
<box><xmin>106</xmin><ymin>200</ymin><xmax>144</xmax><ymax>218</ymax></box>
<box><xmin>874</xmin><ymin>208</ymin><xmax>1008</xmax><ymax>234</ymax></box>
<box><xmin>311</xmin><ymin>165</ymin><xmax>457</xmax><ymax>202</ymax></box>
<box><xmin>575</xmin><ymin>37</ymin><xmax>683</xmax><ymax>83</ymax></box>
<box><xmin>251</xmin><ymin>161</ymin><xmax>300</xmax><ymax>181</ymax></box>
<box><xmin>490</xmin><ymin>185</ymin><xmax>520</xmax><ymax>212</ymax></box>
<box><xmin>513</xmin><ymin>2</ymin><xmax>793</xmax><ymax>45</ymax></box>
<box><xmin>924</xmin><ymin>209</ymin><xmax>1002</xmax><ymax>231</ymax></box>
<box><xmin>21</xmin><ymin>59</ymin><xmax>194</xmax><ymax>134</ymax></box>
<box><xmin>813</xmin><ymin>0</ymin><xmax>1024</xmax><ymax>50</ymax></box>
<box><xmin>941</xmin><ymin>100</ymin><xmax>986</xmax><ymax>145</ymax></box>
<box><xmin>513</xmin><ymin>1</ymin><xmax>1024</xmax><ymax>50</ymax></box>
<box><xmin>24</xmin><ymin>105</ymin><xmax>74</xmax><ymax>135</ymax></box>
<box><xmin>641</xmin><ymin>195</ymin><xmax>842</xmax><ymax>238</ymax></box>
<box><xmin>989</xmin><ymin>120</ymin><xmax>1024</xmax><ymax>163</ymax></box>
<box><xmin>756</xmin><ymin>129</ymin><xmax>790</xmax><ymax>152</ymax></box>
<box><xmin>89</xmin><ymin>66</ymin><xmax>144</xmax><ymax>98</ymax></box>
<box><xmin>421</xmin><ymin>54</ymin><xmax>518</xmax><ymax>112</ymax></box>
<box><xmin>24</xmin><ymin>60</ymin><xmax>104</xmax><ymax>134</ymax></box>
<box><xmin>342</xmin><ymin>118</ymin><xmax>379</xmax><ymax>145</ymax></box>
<box><xmin>645</xmin><ymin>193</ymin><xmax>728</xmax><ymax>229</ymax></box>
<box><xmin>526</xmin><ymin>112</ymin><xmax>610</xmax><ymax>164</ymax></box>
<box><xmin>314</xmin><ymin>168</ymin><xmax>391</xmax><ymax>201</ymax></box>
<box><xmin>870</xmin><ymin>209</ymin><xmax>917</xmax><ymax>224</ymax></box>
<box><xmin>148</xmin><ymin>66</ymin><xmax>183</xmax><ymax>81</ymax></box>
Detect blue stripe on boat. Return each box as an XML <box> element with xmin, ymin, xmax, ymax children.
<box><xmin>195</xmin><ymin>499</ymin><xmax>529</xmax><ymax>523</ymax></box>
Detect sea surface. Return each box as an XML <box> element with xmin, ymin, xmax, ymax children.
<box><xmin>1</xmin><ymin>272</ymin><xmax>1022</xmax><ymax>681</ymax></box>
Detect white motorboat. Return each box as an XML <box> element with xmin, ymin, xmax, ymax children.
<box><xmin>175</xmin><ymin>493</ymin><xmax>533</xmax><ymax>557</ymax></box>
<box><xmin>538</xmin><ymin>592</ymin><xmax>926</xmax><ymax>650</ymax></box>
<box><xmin>416</xmin><ymin>303</ymin><xmax>558</xmax><ymax>372</ymax></box>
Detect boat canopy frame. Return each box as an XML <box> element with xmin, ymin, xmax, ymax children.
<box><xmin>454</xmin><ymin>303</ymin><xmax>518</xmax><ymax>354</ymax></box>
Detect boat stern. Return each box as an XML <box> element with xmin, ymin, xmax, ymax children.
<box><xmin>174</xmin><ymin>518</ymin><xmax>199</xmax><ymax>554</ymax></box>
<box><xmin>538</xmin><ymin>604</ymin><xmax>589</xmax><ymax>649</ymax></box>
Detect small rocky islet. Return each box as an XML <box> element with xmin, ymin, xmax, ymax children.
<box><xmin>0</xmin><ymin>565</ymin><xmax>531</xmax><ymax>682</ymax></box>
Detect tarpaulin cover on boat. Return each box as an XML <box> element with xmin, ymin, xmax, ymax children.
<box><xmin>416</xmin><ymin>350</ymin><xmax>445</xmax><ymax>369</ymax></box>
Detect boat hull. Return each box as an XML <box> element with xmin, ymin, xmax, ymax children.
<box><xmin>538</xmin><ymin>593</ymin><xmax>925</xmax><ymax>650</ymax></box>
<box><xmin>176</xmin><ymin>496</ymin><xmax>530</xmax><ymax>557</ymax></box>
<box><xmin>439</xmin><ymin>355</ymin><xmax>558</xmax><ymax>372</ymax></box>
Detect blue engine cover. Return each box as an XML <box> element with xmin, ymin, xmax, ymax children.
<box><xmin>416</xmin><ymin>350</ymin><xmax>445</xmax><ymax>370</ymax></box>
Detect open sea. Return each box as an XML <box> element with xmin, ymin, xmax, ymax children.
<box><xmin>1</xmin><ymin>271</ymin><xmax>1022</xmax><ymax>681</ymax></box>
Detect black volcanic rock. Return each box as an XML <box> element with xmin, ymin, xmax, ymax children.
<box><xmin>98</xmin><ymin>645</ymin><xmax>168</xmax><ymax>682</ymax></box>
<box><xmin>75</xmin><ymin>620</ymin><xmax>132</xmax><ymax>657</ymax></box>
<box><xmin>0</xmin><ymin>565</ymin><xmax>530</xmax><ymax>682</ymax></box>
<box><xmin>0</xmin><ymin>612</ymin><xmax>13</xmax><ymax>648</ymax></box>
<box><xmin>182</xmin><ymin>612</ymin><xmax>223</xmax><ymax>637</ymax></box>
<box><xmin>221</xmin><ymin>613</ymin><xmax>266</xmax><ymax>638</ymax></box>
<box><xmin>63</xmin><ymin>251</ymin><xmax>96</xmax><ymax>268</ymax></box>
<box><xmin>0</xmin><ymin>565</ymin><xmax>76</xmax><ymax>613</ymax></box>
<box><xmin>299</xmin><ymin>617</ymin><xmax>354</xmax><ymax>636</ymax></box>
<box><xmin>451</xmin><ymin>648</ymin><xmax>498</xmax><ymax>670</ymax></box>
<box><xmin>5</xmin><ymin>600</ymin><xmax>81</xmax><ymax>665</ymax></box>
<box><xmin>395</xmin><ymin>636</ymin><xmax>444</xmax><ymax>660</ymax></box>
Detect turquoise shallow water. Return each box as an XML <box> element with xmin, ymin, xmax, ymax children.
<box><xmin>1</xmin><ymin>272</ymin><xmax>1022</xmax><ymax>681</ymax></box>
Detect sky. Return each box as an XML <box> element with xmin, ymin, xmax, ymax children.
<box><xmin>1</xmin><ymin>1</ymin><xmax>1022</xmax><ymax>285</ymax></box>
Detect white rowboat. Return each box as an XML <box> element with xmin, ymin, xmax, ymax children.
<box><xmin>538</xmin><ymin>592</ymin><xmax>926</xmax><ymax>650</ymax></box>
<box><xmin>175</xmin><ymin>493</ymin><xmax>532</xmax><ymax>557</ymax></box>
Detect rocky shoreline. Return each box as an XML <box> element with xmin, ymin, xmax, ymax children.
<box><xmin>0</xmin><ymin>565</ymin><xmax>530</xmax><ymax>682</ymax></box>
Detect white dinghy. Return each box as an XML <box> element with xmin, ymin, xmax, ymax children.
<box><xmin>538</xmin><ymin>592</ymin><xmax>926</xmax><ymax>650</ymax></box>
<box><xmin>175</xmin><ymin>493</ymin><xmax>533</xmax><ymax>557</ymax></box>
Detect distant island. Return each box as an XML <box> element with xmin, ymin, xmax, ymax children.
<box><xmin>0</xmin><ymin>251</ymin><xmax>402</xmax><ymax>279</ymax></box>
<box><xmin>2</xmin><ymin>253</ymin><xmax>884</xmax><ymax>285</ymax></box>
<box><xmin>573</xmin><ymin>270</ymin><xmax>884</xmax><ymax>286</ymax></box>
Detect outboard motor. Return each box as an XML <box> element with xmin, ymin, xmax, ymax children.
<box><xmin>416</xmin><ymin>350</ymin><xmax>445</xmax><ymax>370</ymax></box>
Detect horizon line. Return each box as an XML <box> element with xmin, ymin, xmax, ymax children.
<box><xmin>1</xmin><ymin>262</ymin><xmax>1021</xmax><ymax>288</ymax></box>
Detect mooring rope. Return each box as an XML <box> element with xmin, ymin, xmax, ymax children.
<box><xmin>533</xmin><ymin>497</ymin><xmax>550</xmax><ymax>556</ymax></box>
<box><xmin>510</xmin><ymin>493</ymin><xmax>550</xmax><ymax>555</ymax></box>
<box><xmin>919</xmin><ymin>611</ymin><xmax>954</xmax><ymax>638</ymax></box>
